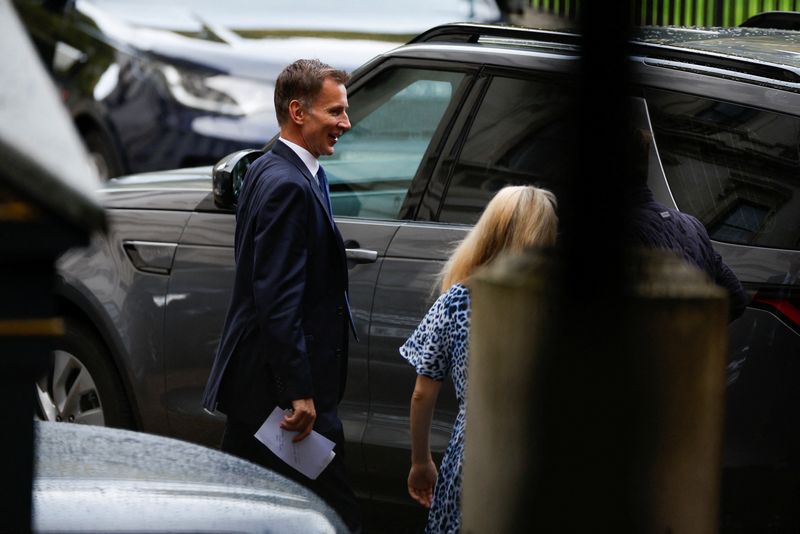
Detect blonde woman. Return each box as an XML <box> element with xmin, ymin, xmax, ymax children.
<box><xmin>399</xmin><ymin>185</ymin><xmax>558</xmax><ymax>533</ymax></box>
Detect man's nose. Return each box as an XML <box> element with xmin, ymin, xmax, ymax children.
<box><xmin>340</xmin><ymin>112</ymin><xmax>351</xmax><ymax>132</ymax></box>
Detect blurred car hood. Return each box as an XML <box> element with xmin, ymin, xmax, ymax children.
<box><xmin>33</xmin><ymin>422</ymin><xmax>347</xmax><ymax>533</ymax></box>
<box><xmin>80</xmin><ymin>0</ymin><xmax>501</xmax><ymax>36</ymax></box>
<box><xmin>75</xmin><ymin>0</ymin><xmax>406</xmax><ymax>80</ymax></box>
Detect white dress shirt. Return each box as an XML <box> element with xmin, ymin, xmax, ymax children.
<box><xmin>279</xmin><ymin>137</ymin><xmax>320</xmax><ymax>185</ymax></box>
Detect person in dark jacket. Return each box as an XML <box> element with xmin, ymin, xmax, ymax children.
<box><xmin>626</xmin><ymin>129</ymin><xmax>747</xmax><ymax>321</ymax></box>
<box><xmin>202</xmin><ymin>59</ymin><xmax>360</xmax><ymax>531</ymax></box>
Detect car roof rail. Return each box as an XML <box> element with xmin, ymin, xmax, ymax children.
<box><xmin>740</xmin><ymin>11</ymin><xmax>800</xmax><ymax>30</ymax></box>
<box><xmin>629</xmin><ymin>41</ymin><xmax>800</xmax><ymax>84</ymax></box>
<box><xmin>408</xmin><ymin>22</ymin><xmax>581</xmax><ymax>48</ymax></box>
<box><xmin>411</xmin><ymin>23</ymin><xmax>800</xmax><ymax>86</ymax></box>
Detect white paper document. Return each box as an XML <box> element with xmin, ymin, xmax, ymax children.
<box><xmin>254</xmin><ymin>406</ymin><xmax>336</xmax><ymax>480</ymax></box>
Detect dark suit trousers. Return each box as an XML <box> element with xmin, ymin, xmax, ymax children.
<box><xmin>221</xmin><ymin>417</ymin><xmax>362</xmax><ymax>533</ymax></box>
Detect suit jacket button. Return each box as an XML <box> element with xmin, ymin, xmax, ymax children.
<box><xmin>336</xmin><ymin>306</ymin><xmax>344</xmax><ymax>317</ymax></box>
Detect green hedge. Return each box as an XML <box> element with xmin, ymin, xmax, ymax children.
<box><xmin>524</xmin><ymin>0</ymin><xmax>799</xmax><ymax>26</ymax></box>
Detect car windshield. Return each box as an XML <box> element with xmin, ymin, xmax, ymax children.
<box><xmin>82</xmin><ymin>0</ymin><xmax>501</xmax><ymax>36</ymax></box>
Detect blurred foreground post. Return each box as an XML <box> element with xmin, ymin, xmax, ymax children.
<box><xmin>0</xmin><ymin>1</ymin><xmax>105</xmax><ymax>529</ymax></box>
<box><xmin>463</xmin><ymin>1</ymin><xmax>727</xmax><ymax>531</ymax></box>
<box><xmin>462</xmin><ymin>249</ymin><xmax>729</xmax><ymax>533</ymax></box>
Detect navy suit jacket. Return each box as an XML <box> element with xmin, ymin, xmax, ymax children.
<box><xmin>202</xmin><ymin>140</ymin><xmax>351</xmax><ymax>440</ymax></box>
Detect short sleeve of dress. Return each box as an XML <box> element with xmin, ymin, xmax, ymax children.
<box><xmin>399</xmin><ymin>284</ymin><xmax>470</xmax><ymax>381</ymax></box>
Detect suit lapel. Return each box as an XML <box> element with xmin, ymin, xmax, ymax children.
<box><xmin>272</xmin><ymin>141</ymin><xmax>336</xmax><ymax>229</ymax></box>
<box><xmin>271</xmin><ymin>140</ymin><xmax>356</xmax><ymax>340</ymax></box>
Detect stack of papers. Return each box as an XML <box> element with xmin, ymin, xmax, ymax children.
<box><xmin>254</xmin><ymin>406</ymin><xmax>336</xmax><ymax>480</ymax></box>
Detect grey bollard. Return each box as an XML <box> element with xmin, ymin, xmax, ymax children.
<box><xmin>461</xmin><ymin>248</ymin><xmax>729</xmax><ymax>533</ymax></box>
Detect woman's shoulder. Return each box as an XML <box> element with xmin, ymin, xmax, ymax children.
<box><xmin>444</xmin><ymin>283</ymin><xmax>470</xmax><ymax>300</ymax></box>
<box><xmin>438</xmin><ymin>283</ymin><xmax>471</xmax><ymax>315</ymax></box>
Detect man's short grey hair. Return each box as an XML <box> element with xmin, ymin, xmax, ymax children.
<box><xmin>274</xmin><ymin>59</ymin><xmax>349</xmax><ymax>126</ymax></box>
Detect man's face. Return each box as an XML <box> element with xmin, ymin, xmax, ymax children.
<box><xmin>298</xmin><ymin>78</ymin><xmax>350</xmax><ymax>158</ymax></box>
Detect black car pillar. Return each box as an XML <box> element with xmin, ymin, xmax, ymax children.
<box><xmin>0</xmin><ymin>193</ymin><xmax>93</xmax><ymax>531</ymax></box>
<box><xmin>1</xmin><ymin>2</ymin><xmax>105</xmax><ymax>530</ymax></box>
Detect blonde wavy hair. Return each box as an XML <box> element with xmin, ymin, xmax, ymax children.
<box><xmin>439</xmin><ymin>185</ymin><xmax>558</xmax><ymax>293</ymax></box>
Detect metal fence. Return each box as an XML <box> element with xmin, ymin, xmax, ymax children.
<box><xmin>523</xmin><ymin>0</ymin><xmax>800</xmax><ymax>26</ymax></box>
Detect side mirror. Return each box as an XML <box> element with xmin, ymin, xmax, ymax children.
<box><xmin>212</xmin><ymin>149</ymin><xmax>264</xmax><ymax>209</ymax></box>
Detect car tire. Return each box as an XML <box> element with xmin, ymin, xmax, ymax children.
<box><xmin>35</xmin><ymin>318</ymin><xmax>134</xmax><ymax>429</ymax></box>
<box><xmin>83</xmin><ymin>129</ymin><xmax>122</xmax><ymax>181</ymax></box>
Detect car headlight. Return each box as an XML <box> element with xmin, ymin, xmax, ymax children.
<box><xmin>159</xmin><ymin>64</ymin><xmax>274</xmax><ymax>116</ymax></box>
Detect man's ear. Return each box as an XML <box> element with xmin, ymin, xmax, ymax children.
<box><xmin>288</xmin><ymin>99</ymin><xmax>304</xmax><ymax>125</ymax></box>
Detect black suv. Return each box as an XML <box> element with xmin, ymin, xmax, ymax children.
<box><xmin>50</xmin><ymin>22</ymin><xmax>800</xmax><ymax>532</ymax></box>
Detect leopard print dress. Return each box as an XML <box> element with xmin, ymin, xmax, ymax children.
<box><xmin>400</xmin><ymin>283</ymin><xmax>471</xmax><ymax>534</ymax></box>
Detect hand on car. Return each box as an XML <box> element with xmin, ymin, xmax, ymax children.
<box><xmin>281</xmin><ymin>398</ymin><xmax>316</xmax><ymax>442</ymax></box>
<box><xmin>407</xmin><ymin>459</ymin><xmax>437</xmax><ymax>508</ymax></box>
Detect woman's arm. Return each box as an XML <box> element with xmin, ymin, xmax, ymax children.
<box><xmin>407</xmin><ymin>374</ymin><xmax>442</xmax><ymax>508</ymax></box>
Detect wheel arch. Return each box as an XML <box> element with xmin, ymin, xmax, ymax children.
<box><xmin>53</xmin><ymin>285</ymin><xmax>143</xmax><ymax>430</ymax></box>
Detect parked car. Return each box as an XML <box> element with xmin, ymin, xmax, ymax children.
<box><xmin>49</xmin><ymin>22</ymin><xmax>800</xmax><ymax>531</ymax></box>
<box><xmin>11</xmin><ymin>0</ymin><xmax>500</xmax><ymax>180</ymax></box>
<box><xmin>33</xmin><ymin>421</ymin><xmax>347</xmax><ymax>532</ymax></box>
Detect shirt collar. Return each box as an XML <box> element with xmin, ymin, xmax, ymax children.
<box><xmin>279</xmin><ymin>137</ymin><xmax>320</xmax><ymax>177</ymax></box>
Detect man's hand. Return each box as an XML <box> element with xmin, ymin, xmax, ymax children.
<box><xmin>281</xmin><ymin>398</ymin><xmax>316</xmax><ymax>442</ymax></box>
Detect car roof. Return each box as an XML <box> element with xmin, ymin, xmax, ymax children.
<box><xmin>383</xmin><ymin>23</ymin><xmax>800</xmax><ymax>90</ymax></box>
<box><xmin>33</xmin><ymin>422</ymin><xmax>347</xmax><ymax>533</ymax></box>
<box><xmin>632</xmin><ymin>26</ymin><xmax>800</xmax><ymax>71</ymax></box>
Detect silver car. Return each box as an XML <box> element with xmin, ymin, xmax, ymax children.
<box><xmin>34</xmin><ymin>422</ymin><xmax>348</xmax><ymax>532</ymax></box>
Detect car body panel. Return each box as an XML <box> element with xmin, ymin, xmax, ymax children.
<box><xmin>364</xmin><ymin>223</ymin><xmax>468</xmax><ymax>505</ymax></box>
<box><xmin>56</xmin><ymin>208</ymin><xmax>192</xmax><ymax>434</ymax></box>
<box><xmin>633</xmin><ymin>57</ymin><xmax>800</xmax><ymax>112</ymax></box>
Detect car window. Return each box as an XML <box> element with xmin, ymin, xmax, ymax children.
<box><xmin>324</xmin><ymin>68</ymin><xmax>466</xmax><ymax>220</ymax></box>
<box><xmin>436</xmin><ymin>75</ymin><xmax>573</xmax><ymax>224</ymax></box>
<box><xmin>647</xmin><ymin>89</ymin><xmax>800</xmax><ymax>250</ymax></box>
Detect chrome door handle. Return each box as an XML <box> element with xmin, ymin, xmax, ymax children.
<box><xmin>346</xmin><ymin>248</ymin><xmax>378</xmax><ymax>264</ymax></box>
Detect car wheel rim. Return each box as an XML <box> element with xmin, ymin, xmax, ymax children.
<box><xmin>35</xmin><ymin>350</ymin><xmax>105</xmax><ymax>426</ymax></box>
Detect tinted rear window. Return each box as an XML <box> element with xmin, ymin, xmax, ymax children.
<box><xmin>647</xmin><ymin>89</ymin><xmax>800</xmax><ymax>250</ymax></box>
<box><xmin>437</xmin><ymin>75</ymin><xmax>573</xmax><ymax>224</ymax></box>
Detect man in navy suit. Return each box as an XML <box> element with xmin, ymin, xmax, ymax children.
<box><xmin>202</xmin><ymin>59</ymin><xmax>360</xmax><ymax>531</ymax></box>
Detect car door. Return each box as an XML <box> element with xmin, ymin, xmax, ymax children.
<box><xmin>364</xmin><ymin>70</ymin><xmax>576</xmax><ymax>509</ymax></box>
<box><xmin>161</xmin><ymin>196</ymin><xmax>235</xmax><ymax>447</ymax></box>
<box><xmin>322</xmin><ymin>61</ymin><xmax>474</xmax><ymax>497</ymax></box>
